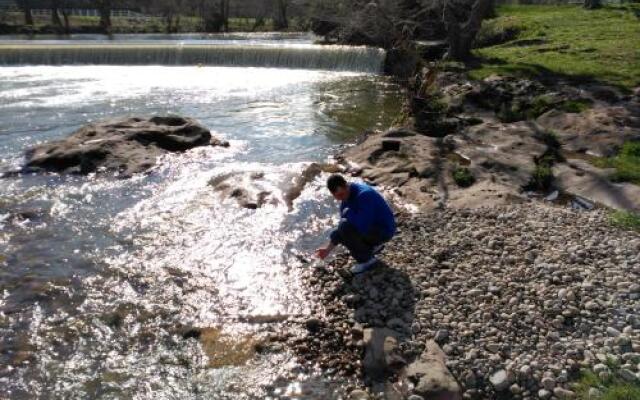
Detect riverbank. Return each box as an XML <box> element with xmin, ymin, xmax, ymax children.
<box><xmin>295</xmin><ymin>205</ymin><xmax>640</xmax><ymax>399</ymax></box>
<box><xmin>334</xmin><ymin>4</ymin><xmax>640</xmax><ymax>215</ymax></box>
<box><xmin>289</xmin><ymin>4</ymin><xmax>640</xmax><ymax>399</ymax></box>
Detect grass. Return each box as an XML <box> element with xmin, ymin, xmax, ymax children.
<box><xmin>470</xmin><ymin>4</ymin><xmax>640</xmax><ymax>90</ymax></box>
<box><xmin>575</xmin><ymin>369</ymin><xmax>640</xmax><ymax>400</ymax></box>
<box><xmin>594</xmin><ymin>141</ymin><xmax>640</xmax><ymax>185</ymax></box>
<box><xmin>610</xmin><ymin>210</ymin><xmax>640</xmax><ymax>232</ymax></box>
<box><xmin>559</xmin><ymin>98</ymin><xmax>593</xmax><ymax>113</ymax></box>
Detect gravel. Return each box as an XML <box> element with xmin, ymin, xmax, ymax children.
<box><xmin>294</xmin><ymin>204</ymin><xmax>640</xmax><ymax>399</ymax></box>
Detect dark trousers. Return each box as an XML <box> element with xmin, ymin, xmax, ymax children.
<box><xmin>330</xmin><ymin>220</ymin><xmax>390</xmax><ymax>263</ymax></box>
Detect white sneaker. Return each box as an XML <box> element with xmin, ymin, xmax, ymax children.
<box><xmin>351</xmin><ymin>257</ymin><xmax>379</xmax><ymax>274</ymax></box>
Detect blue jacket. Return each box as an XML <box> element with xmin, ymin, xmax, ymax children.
<box><xmin>340</xmin><ymin>183</ymin><xmax>396</xmax><ymax>239</ymax></box>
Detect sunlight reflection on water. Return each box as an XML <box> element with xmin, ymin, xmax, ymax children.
<box><xmin>0</xmin><ymin>62</ymin><xmax>402</xmax><ymax>399</ymax></box>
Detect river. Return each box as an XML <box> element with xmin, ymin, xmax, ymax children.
<box><xmin>0</xmin><ymin>33</ymin><xmax>402</xmax><ymax>399</ymax></box>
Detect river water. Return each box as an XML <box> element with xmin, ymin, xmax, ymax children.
<box><xmin>0</xmin><ymin>34</ymin><xmax>402</xmax><ymax>399</ymax></box>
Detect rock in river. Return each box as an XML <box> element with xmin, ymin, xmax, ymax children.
<box><xmin>23</xmin><ymin>116</ymin><xmax>224</xmax><ymax>177</ymax></box>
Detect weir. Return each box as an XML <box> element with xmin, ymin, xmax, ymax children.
<box><xmin>0</xmin><ymin>43</ymin><xmax>387</xmax><ymax>73</ymax></box>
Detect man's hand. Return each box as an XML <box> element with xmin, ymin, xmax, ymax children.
<box><xmin>315</xmin><ymin>247</ymin><xmax>330</xmax><ymax>260</ymax></box>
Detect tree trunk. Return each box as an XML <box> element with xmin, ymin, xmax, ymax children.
<box><xmin>584</xmin><ymin>0</ymin><xmax>601</xmax><ymax>9</ymax></box>
<box><xmin>219</xmin><ymin>0</ymin><xmax>229</xmax><ymax>32</ymax></box>
<box><xmin>165</xmin><ymin>14</ymin><xmax>173</xmax><ymax>33</ymax></box>
<box><xmin>21</xmin><ymin>1</ymin><xmax>34</xmax><ymax>26</ymax></box>
<box><xmin>98</xmin><ymin>0</ymin><xmax>112</xmax><ymax>33</ymax></box>
<box><xmin>62</xmin><ymin>8</ymin><xmax>70</xmax><ymax>34</ymax></box>
<box><xmin>273</xmin><ymin>0</ymin><xmax>288</xmax><ymax>31</ymax></box>
<box><xmin>51</xmin><ymin>0</ymin><xmax>63</xmax><ymax>29</ymax></box>
<box><xmin>444</xmin><ymin>0</ymin><xmax>492</xmax><ymax>61</ymax></box>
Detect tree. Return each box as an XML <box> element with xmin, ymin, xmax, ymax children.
<box><xmin>584</xmin><ymin>0</ymin><xmax>601</xmax><ymax>9</ymax></box>
<box><xmin>220</xmin><ymin>0</ymin><xmax>230</xmax><ymax>31</ymax></box>
<box><xmin>97</xmin><ymin>0</ymin><xmax>112</xmax><ymax>33</ymax></box>
<box><xmin>273</xmin><ymin>0</ymin><xmax>288</xmax><ymax>30</ymax></box>
<box><xmin>443</xmin><ymin>0</ymin><xmax>492</xmax><ymax>60</ymax></box>
<box><xmin>51</xmin><ymin>0</ymin><xmax>63</xmax><ymax>29</ymax></box>
<box><xmin>17</xmin><ymin>0</ymin><xmax>34</xmax><ymax>26</ymax></box>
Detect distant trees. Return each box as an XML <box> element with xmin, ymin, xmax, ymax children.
<box><xmin>310</xmin><ymin>0</ymin><xmax>493</xmax><ymax>61</ymax></box>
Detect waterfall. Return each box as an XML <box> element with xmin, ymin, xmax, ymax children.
<box><xmin>0</xmin><ymin>43</ymin><xmax>386</xmax><ymax>73</ymax></box>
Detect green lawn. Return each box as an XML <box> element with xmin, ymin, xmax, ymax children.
<box><xmin>470</xmin><ymin>5</ymin><xmax>640</xmax><ymax>90</ymax></box>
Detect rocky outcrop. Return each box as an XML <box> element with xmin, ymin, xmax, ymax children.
<box><xmin>23</xmin><ymin>116</ymin><xmax>226</xmax><ymax>177</ymax></box>
<box><xmin>405</xmin><ymin>341</ymin><xmax>462</xmax><ymax>400</ymax></box>
<box><xmin>209</xmin><ymin>163</ymin><xmax>343</xmax><ymax>210</ymax></box>
<box><xmin>283</xmin><ymin>162</ymin><xmax>343</xmax><ymax>210</ymax></box>
<box><xmin>537</xmin><ymin>105</ymin><xmax>640</xmax><ymax>157</ymax></box>
<box><xmin>340</xmin><ymin>121</ymin><xmax>551</xmax><ymax>210</ymax></box>
<box><xmin>340</xmin><ymin>67</ymin><xmax>640</xmax><ymax>212</ymax></box>
<box><xmin>209</xmin><ymin>171</ymin><xmax>280</xmax><ymax>210</ymax></box>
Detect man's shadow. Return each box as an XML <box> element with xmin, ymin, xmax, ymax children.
<box><xmin>331</xmin><ymin>256</ymin><xmax>418</xmax><ymax>388</ymax></box>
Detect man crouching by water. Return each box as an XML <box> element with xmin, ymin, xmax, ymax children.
<box><xmin>315</xmin><ymin>174</ymin><xmax>396</xmax><ymax>274</ymax></box>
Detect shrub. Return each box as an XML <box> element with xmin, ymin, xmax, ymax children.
<box><xmin>452</xmin><ymin>167</ymin><xmax>476</xmax><ymax>187</ymax></box>
<box><xmin>530</xmin><ymin>164</ymin><xmax>553</xmax><ymax>190</ymax></box>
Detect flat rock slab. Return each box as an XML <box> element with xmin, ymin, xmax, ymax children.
<box><xmin>554</xmin><ymin>159</ymin><xmax>640</xmax><ymax>212</ymax></box>
<box><xmin>537</xmin><ymin>105</ymin><xmax>640</xmax><ymax>157</ymax></box>
<box><xmin>406</xmin><ymin>340</ymin><xmax>462</xmax><ymax>400</ymax></box>
<box><xmin>23</xmin><ymin>116</ymin><xmax>222</xmax><ymax>177</ymax></box>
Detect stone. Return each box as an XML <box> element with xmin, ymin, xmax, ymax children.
<box><xmin>406</xmin><ymin>340</ymin><xmax>462</xmax><ymax>400</ymax></box>
<box><xmin>519</xmin><ymin>365</ymin><xmax>533</xmax><ymax>377</ymax></box>
<box><xmin>541</xmin><ymin>376</ymin><xmax>556</xmax><ymax>390</ymax></box>
<box><xmin>209</xmin><ymin>171</ymin><xmax>281</xmax><ymax>209</ymax></box>
<box><xmin>538</xmin><ymin>389</ymin><xmax>552</xmax><ymax>399</ymax></box>
<box><xmin>435</xmin><ymin>329</ymin><xmax>450</xmax><ymax>343</ymax></box>
<box><xmin>588</xmin><ymin>387</ymin><xmax>602</xmax><ymax>399</ymax></box>
<box><xmin>618</xmin><ymin>368</ymin><xmax>637</xmax><ymax>382</ymax></box>
<box><xmin>362</xmin><ymin>328</ymin><xmax>405</xmax><ymax>381</ymax></box>
<box><xmin>606</xmin><ymin>327</ymin><xmax>622</xmax><ymax>337</ymax></box>
<box><xmin>23</xmin><ymin>116</ymin><xmax>217</xmax><ymax>176</ymax></box>
<box><xmin>350</xmin><ymin>389</ymin><xmax>370</xmax><ymax>400</ymax></box>
<box><xmin>553</xmin><ymin>387</ymin><xmax>575</xmax><ymax>399</ymax></box>
<box><xmin>460</xmin><ymin>369</ymin><xmax>477</xmax><ymax>389</ymax></box>
<box><xmin>305</xmin><ymin>318</ymin><xmax>323</xmax><ymax>333</ymax></box>
<box><xmin>489</xmin><ymin>369</ymin><xmax>511</xmax><ymax>391</ymax></box>
<box><xmin>593</xmin><ymin>363</ymin><xmax>609</xmax><ymax>374</ymax></box>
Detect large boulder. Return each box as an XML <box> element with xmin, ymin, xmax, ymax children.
<box><xmin>23</xmin><ymin>116</ymin><xmax>223</xmax><ymax>177</ymax></box>
<box><xmin>405</xmin><ymin>340</ymin><xmax>462</xmax><ymax>400</ymax></box>
<box><xmin>362</xmin><ymin>328</ymin><xmax>406</xmax><ymax>381</ymax></box>
<box><xmin>209</xmin><ymin>171</ymin><xmax>280</xmax><ymax>210</ymax></box>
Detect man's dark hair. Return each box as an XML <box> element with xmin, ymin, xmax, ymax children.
<box><xmin>327</xmin><ymin>174</ymin><xmax>347</xmax><ymax>193</ymax></box>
